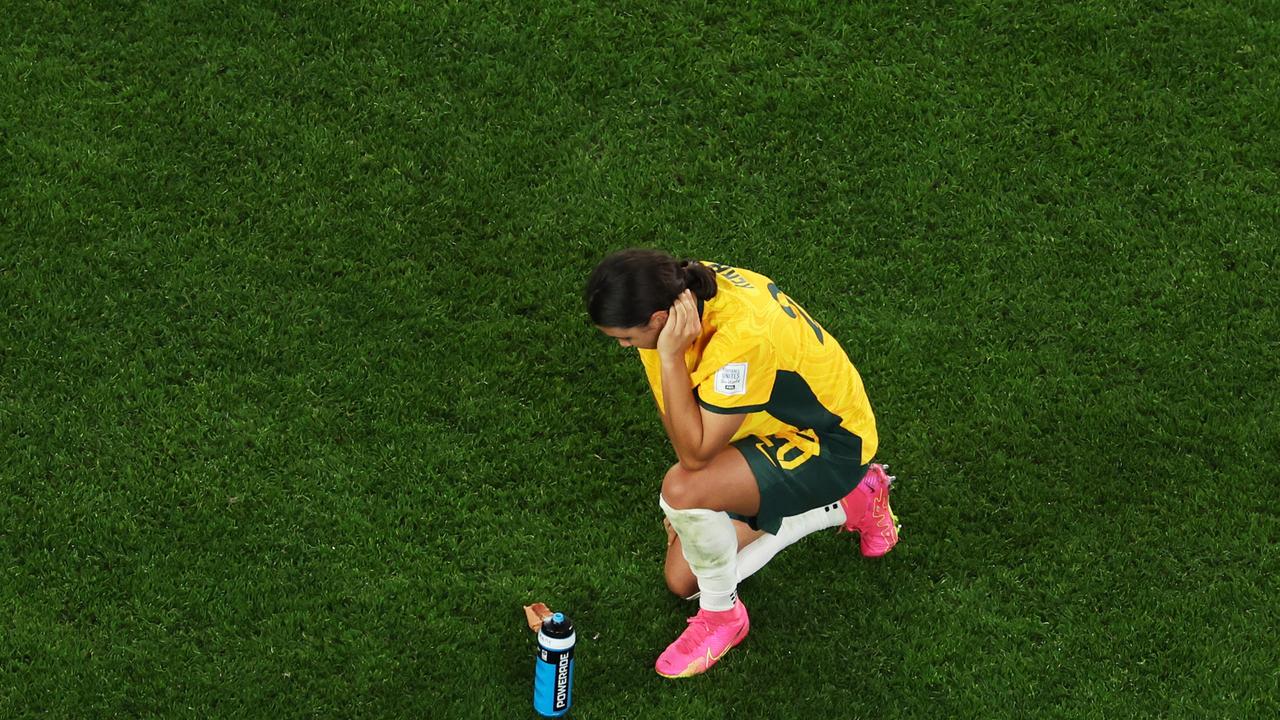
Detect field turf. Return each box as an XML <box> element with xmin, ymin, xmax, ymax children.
<box><xmin>3</xmin><ymin>1</ymin><xmax>1278</xmax><ymax>717</ymax></box>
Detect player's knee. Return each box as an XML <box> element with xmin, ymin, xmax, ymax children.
<box><xmin>661</xmin><ymin>464</ymin><xmax>699</xmax><ymax>510</ymax></box>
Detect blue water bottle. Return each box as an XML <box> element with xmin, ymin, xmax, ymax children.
<box><xmin>533</xmin><ymin>612</ymin><xmax>575</xmax><ymax>717</ymax></box>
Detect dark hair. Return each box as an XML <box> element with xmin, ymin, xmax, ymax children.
<box><xmin>585</xmin><ymin>249</ymin><xmax>719</xmax><ymax>328</ymax></box>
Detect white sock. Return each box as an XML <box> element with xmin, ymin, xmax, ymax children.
<box><xmin>659</xmin><ymin>495</ymin><xmax>739</xmax><ymax>611</ymax></box>
<box><xmin>735</xmin><ymin>501</ymin><xmax>846</xmax><ymax>583</ymax></box>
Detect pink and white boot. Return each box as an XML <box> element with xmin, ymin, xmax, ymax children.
<box><xmin>654</xmin><ymin>601</ymin><xmax>750</xmax><ymax>678</ymax></box>
<box><xmin>838</xmin><ymin>463</ymin><xmax>900</xmax><ymax>557</ymax></box>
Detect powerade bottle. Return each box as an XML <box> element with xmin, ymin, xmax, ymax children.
<box><xmin>533</xmin><ymin>612</ymin><xmax>575</xmax><ymax>717</ymax></box>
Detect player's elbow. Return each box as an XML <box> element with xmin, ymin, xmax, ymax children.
<box><xmin>677</xmin><ymin>444</ymin><xmax>721</xmax><ymax>472</ymax></box>
<box><xmin>677</xmin><ymin>456</ymin><xmax>710</xmax><ymax>472</ymax></box>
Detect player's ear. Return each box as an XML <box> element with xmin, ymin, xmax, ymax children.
<box><xmin>648</xmin><ymin>310</ymin><xmax>668</xmax><ymax>329</ymax></box>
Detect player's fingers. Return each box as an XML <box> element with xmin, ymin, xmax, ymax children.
<box><xmin>665</xmin><ymin>302</ymin><xmax>681</xmax><ymax>337</ymax></box>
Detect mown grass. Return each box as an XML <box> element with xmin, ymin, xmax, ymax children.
<box><xmin>2</xmin><ymin>1</ymin><xmax>1278</xmax><ymax>717</ymax></box>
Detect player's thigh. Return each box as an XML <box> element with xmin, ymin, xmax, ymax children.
<box><xmin>661</xmin><ymin>446</ymin><xmax>760</xmax><ymax>516</ymax></box>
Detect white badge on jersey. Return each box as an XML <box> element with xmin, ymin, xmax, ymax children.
<box><xmin>714</xmin><ymin>362</ymin><xmax>748</xmax><ymax>396</ymax></box>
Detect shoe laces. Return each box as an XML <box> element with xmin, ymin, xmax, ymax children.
<box><xmin>674</xmin><ymin>611</ymin><xmax>722</xmax><ymax>653</ymax></box>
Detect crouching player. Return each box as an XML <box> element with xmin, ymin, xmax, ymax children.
<box><xmin>585</xmin><ymin>249</ymin><xmax>900</xmax><ymax>678</ymax></box>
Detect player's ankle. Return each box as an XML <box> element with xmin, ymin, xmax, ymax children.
<box><xmin>701</xmin><ymin>601</ymin><xmax>742</xmax><ymax>621</ymax></box>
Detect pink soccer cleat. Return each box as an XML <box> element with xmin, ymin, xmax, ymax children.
<box><xmin>654</xmin><ymin>601</ymin><xmax>750</xmax><ymax>678</ymax></box>
<box><xmin>839</xmin><ymin>463</ymin><xmax>900</xmax><ymax>557</ymax></box>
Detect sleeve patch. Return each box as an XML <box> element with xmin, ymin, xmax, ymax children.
<box><xmin>714</xmin><ymin>362</ymin><xmax>748</xmax><ymax>396</ymax></box>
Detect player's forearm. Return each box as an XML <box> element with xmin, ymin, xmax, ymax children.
<box><xmin>659</xmin><ymin>355</ymin><xmax>708</xmax><ymax>470</ymax></box>
<box><xmin>658</xmin><ymin>399</ymin><xmax>676</xmax><ymax>441</ymax></box>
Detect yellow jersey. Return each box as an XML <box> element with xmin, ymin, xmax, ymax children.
<box><xmin>638</xmin><ymin>262</ymin><xmax>878</xmax><ymax>465</ymax></box>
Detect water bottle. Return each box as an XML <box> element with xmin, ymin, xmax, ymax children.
<box><xmin>533</xmin><ymin>612</ymin><xmax>575</xmax><ymax>717</ymax></box>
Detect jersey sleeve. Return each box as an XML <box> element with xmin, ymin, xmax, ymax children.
<box><xmin>637</xmin><ymin>348</ymin><xmax>666</xmax><ymax>412</ymax></box>
<box><xmin>691</xmin><ymin>335</ymin><xmax>778</xmax><ymax>414</ymax></box>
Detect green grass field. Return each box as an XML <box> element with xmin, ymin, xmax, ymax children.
<box><xmin>4</xmin><ymin>1</ymin><xmax>1279</xmax><ymax>717</ymax></box>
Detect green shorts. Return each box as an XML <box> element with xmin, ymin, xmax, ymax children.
<box><xmin>730</xmin><ymin>431</ymin><xmax>868</xmax><ymax>535</ymax></box>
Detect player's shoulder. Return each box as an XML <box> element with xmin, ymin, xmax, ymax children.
<box><xmin>701</xmin><ymin>310</ymin><xmax>775</xmax><ymax>370</ymax></box>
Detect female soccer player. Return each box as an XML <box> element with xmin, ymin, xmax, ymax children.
<box><xmin>585</xmin><ymin>249</ymin><xmax>900</xmax><ymax>678</ymax></box>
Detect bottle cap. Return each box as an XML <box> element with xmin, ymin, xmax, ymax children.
<box><xmin>542</xmin><ymin>612</ymin><xmax>574</xmax><ymax>639</ymax></box>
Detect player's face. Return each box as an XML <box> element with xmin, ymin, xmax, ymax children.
<box><xmin>597</xmin><ymin>311</ymin><xmax>666</xmax><ymax>350</ymax></box>
<box><xmin>597</xmin><ymin>324</ymin><xmax>659</xmax><ymax>349</ymax></box>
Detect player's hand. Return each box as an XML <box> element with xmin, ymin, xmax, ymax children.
<box><xmin>656</xmin><ymin>290</ymin><xmax>701</xmax><ymax>361</ymax></box>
